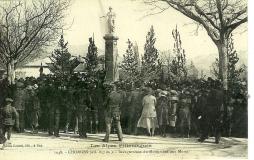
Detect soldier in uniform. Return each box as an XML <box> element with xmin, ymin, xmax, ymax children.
<box><xmin>76</xmin><ymin>86</ymin><xmax>91</xmax><ymax>138</ymax></box>
<box><xmin>1</xmin><ymin>98</ymin><xmax>19</xmax><ymax>149</ymax></box>
<box><xmin>48</xmin><ymin>82</ymin><xmax>61</xmax><ymax>137</ymax></box>
<box><xmin>13</xmin><ymin>81</ymin><xmax>26</xmax><ymax>132</ymax></box>
<box><xmin>103</xmin><ymin>83</ymin><xmax>124</xmax><ymax>142</ymax></box>
<box><xmin>178</xmin><ymin>90</ymin><xmax>192</xmax><ymax>138</ymax></box>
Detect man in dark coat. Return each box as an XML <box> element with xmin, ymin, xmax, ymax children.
<box><xmin>198</xmin><ymin>80</ymin><xmax>224</xmax><ymax>144</ymax></box>
<box><xmin>76</xmin><ymin>87</ymin><xmax>91</xmax><ymax>138</ymax></box>
<box><xmin>25</xmin><ymin>86</ymin><xmax>40</xmax><ymax>134</ymax></box>
<box><xmin>103</xmin><ymin>83</ymin><xmax>124</xmax><ymax>142</ymax></box>
<box><xmin>48</xmin><ymin>83</ymin><xmax>61</xmax><ymax>137</ymax></box>
<box><xmin>127</xmin><ymin>87</ymin><xmax>143</xmax><ymax>135</ymax></box>
<box><xmin>196</xmin><ymin>89</ymin><xmax>209</xmax><ymax>139</ymax></box>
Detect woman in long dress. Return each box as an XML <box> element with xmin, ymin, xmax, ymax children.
<box><xmin>137</xmin><ymin>88</ymin><xmax>158</xmax><ymax>136</ymax></box>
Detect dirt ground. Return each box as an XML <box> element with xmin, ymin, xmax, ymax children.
<box><xmin>0</xmin><ymin>131</ymin><xmax>247</xmax><ymax>160</ymax></box>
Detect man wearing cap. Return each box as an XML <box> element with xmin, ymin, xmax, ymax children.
<box><xmin>103</xmin><ymin>83</ymin><xmax>124</xmax><ymax>142</ymax></box>
<box><xmin>1</xmin><ymin>98</ymin><xmax>19</xmax><ymax>149</ymax></box>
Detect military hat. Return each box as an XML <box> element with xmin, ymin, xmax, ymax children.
<box><xmin>16</xmin><ymin>81</ymin><xmax>24</xmax><ymax>88</ymax></box>
<box><xmin>5</xmin><ymin>98</ymin><xmax>13</xmax><ymax>103</ymax></box>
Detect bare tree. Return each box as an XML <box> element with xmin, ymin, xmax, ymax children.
<box><xmin>0</xmin><ymin>0</ymin><xmax>71</xmax><ymax>84</ymax></box>
<box><xmin>142</xmin><ymin>0</ymin><xmax>247</xmax><ymax>90</ymax></box>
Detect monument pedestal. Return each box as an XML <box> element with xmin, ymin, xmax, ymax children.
<box><xmin>104</xmin><ymin>33</ymin><xmax>119</xmax><ymax>82</ymax></box>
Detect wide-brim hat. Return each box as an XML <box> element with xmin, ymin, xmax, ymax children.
<box><xmin>170</xmin><ymin>90</ymin><xmax>178</xmax><ymax>95</ymax></box>
<box><xmin>5</xmin><ymin>98</ymin><xmax>13</xmax><ymax>103</ymax></box>
<box><xmin>146</xmin><ymin>87</ymin><xmax>153</xmax><ymax>94</ymax></box>
<box><xmin>161</xmin><ymin>91</ymin><xmax>168</xmax><ymax>96</ymax></box>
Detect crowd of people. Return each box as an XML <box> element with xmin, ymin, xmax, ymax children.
<box><xmin>0</xmin><ymin>73</ymin><xmax>248</xmax><ymax>148</ymax></box>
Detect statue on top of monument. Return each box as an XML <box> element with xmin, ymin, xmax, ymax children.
<box><xmin>101</xmin><ymin>6</ymin><xmax>116</xmax><ymax>34</ymax></box>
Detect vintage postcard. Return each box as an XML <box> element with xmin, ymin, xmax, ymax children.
<box><xmin>0</xmin><ymin>0</ymin><xmax>248</xmax><ymax>160</ymax></box>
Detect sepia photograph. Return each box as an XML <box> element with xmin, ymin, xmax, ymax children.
<box><xmin>0</xmin><ymin>0</ymin><xmax>249</xmax><ymax>159</ymax></box>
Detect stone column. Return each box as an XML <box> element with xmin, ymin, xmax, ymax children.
<box><xmin>104</xmin><ymin>33</ymin><xmax>119</xmax><ymax>82</ymax></box>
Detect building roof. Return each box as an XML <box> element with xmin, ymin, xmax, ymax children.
<box><xmin>74</xmin><ymin>63</ymin><xmax>86</xmax><ymax>72</ymax></box>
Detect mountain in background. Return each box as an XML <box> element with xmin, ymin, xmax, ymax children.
<box><xmin>193</xmin><ymin>50</ymin><xmax>247</xmax><ymax>77</ymax></box>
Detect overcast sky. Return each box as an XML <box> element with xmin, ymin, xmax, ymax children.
<box><xmin>62</xmin><ymin>0</ymin><xmax>247</xmax><ymax>74</ymax></box>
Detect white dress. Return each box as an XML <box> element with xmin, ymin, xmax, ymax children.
<box><xmin>137</xmin><ymin>95</ymin><xmax>159</xmax><ymax>129</ymax></box>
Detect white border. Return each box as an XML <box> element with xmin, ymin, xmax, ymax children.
<box><xmin>248</xmin><ymin>0</ymin><xmax>253</xmax><ymax>159</ymax></box>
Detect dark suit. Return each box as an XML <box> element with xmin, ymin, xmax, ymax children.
<box><xmin>200</xmin><ymin>89</ymin><xmax>224</xmax><ymax>143</ymax></box>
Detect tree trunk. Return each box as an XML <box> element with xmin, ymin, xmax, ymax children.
<box><xmin>7</xmin><ymin>60</ymin><xmax>15</xmax><ymax>85</ymax></box>
<box><xmin>217</xmin><ymin>38</ymin><xmax>228</xmax><ymax>91</ymax></box>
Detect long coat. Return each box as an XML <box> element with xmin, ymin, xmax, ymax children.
<box><xmin>13</xmin><ymin>88</ymin><xmax>26</xmax><ymax>111</ymax></box>
<box><xmin>157</xmin><ymin>96</ymin><xmax>170</xmax><ymax>126</ymax></box>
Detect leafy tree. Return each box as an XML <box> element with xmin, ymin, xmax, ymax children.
<box><xmin>120</xmin><ymin>39</ymin><xmax>140</xmax><ymax>83</ymax></box>
<box><xmin>141</xmin><ymin>26</ymin><xmax>159</xmax><ymax>82</ymax></box>
<box><xmin>85</xmin><ymin>37</ymin><xmax>98</xmax><ymax>72</ymax></box>
<box><xmin>187</xmin><ymin>61</ymin><xmax>199</xmax><ymax>80</ymax></box>
<box><xmin>142</xmin><ymin>0</ymin><xmax>247</xmax><ymax>91</ymax></box>
<box><xmin>0</xmin><ymin>0</ymin><xmax>71</xmax><ymax>84</ymax></box>
<box><xmin>50</xmin><ymin>35</ymin><xmax>78</xmax><ymax>78</ymax></box>
<box><xmin>211</xmin><ymin>34</ymin><xmax>245</xmax><ymax>95</ymax></box>
<box><xmin>170</xmin><ymin>26</ymin><xmax>187</xmax><ymax>81</ymax></box>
